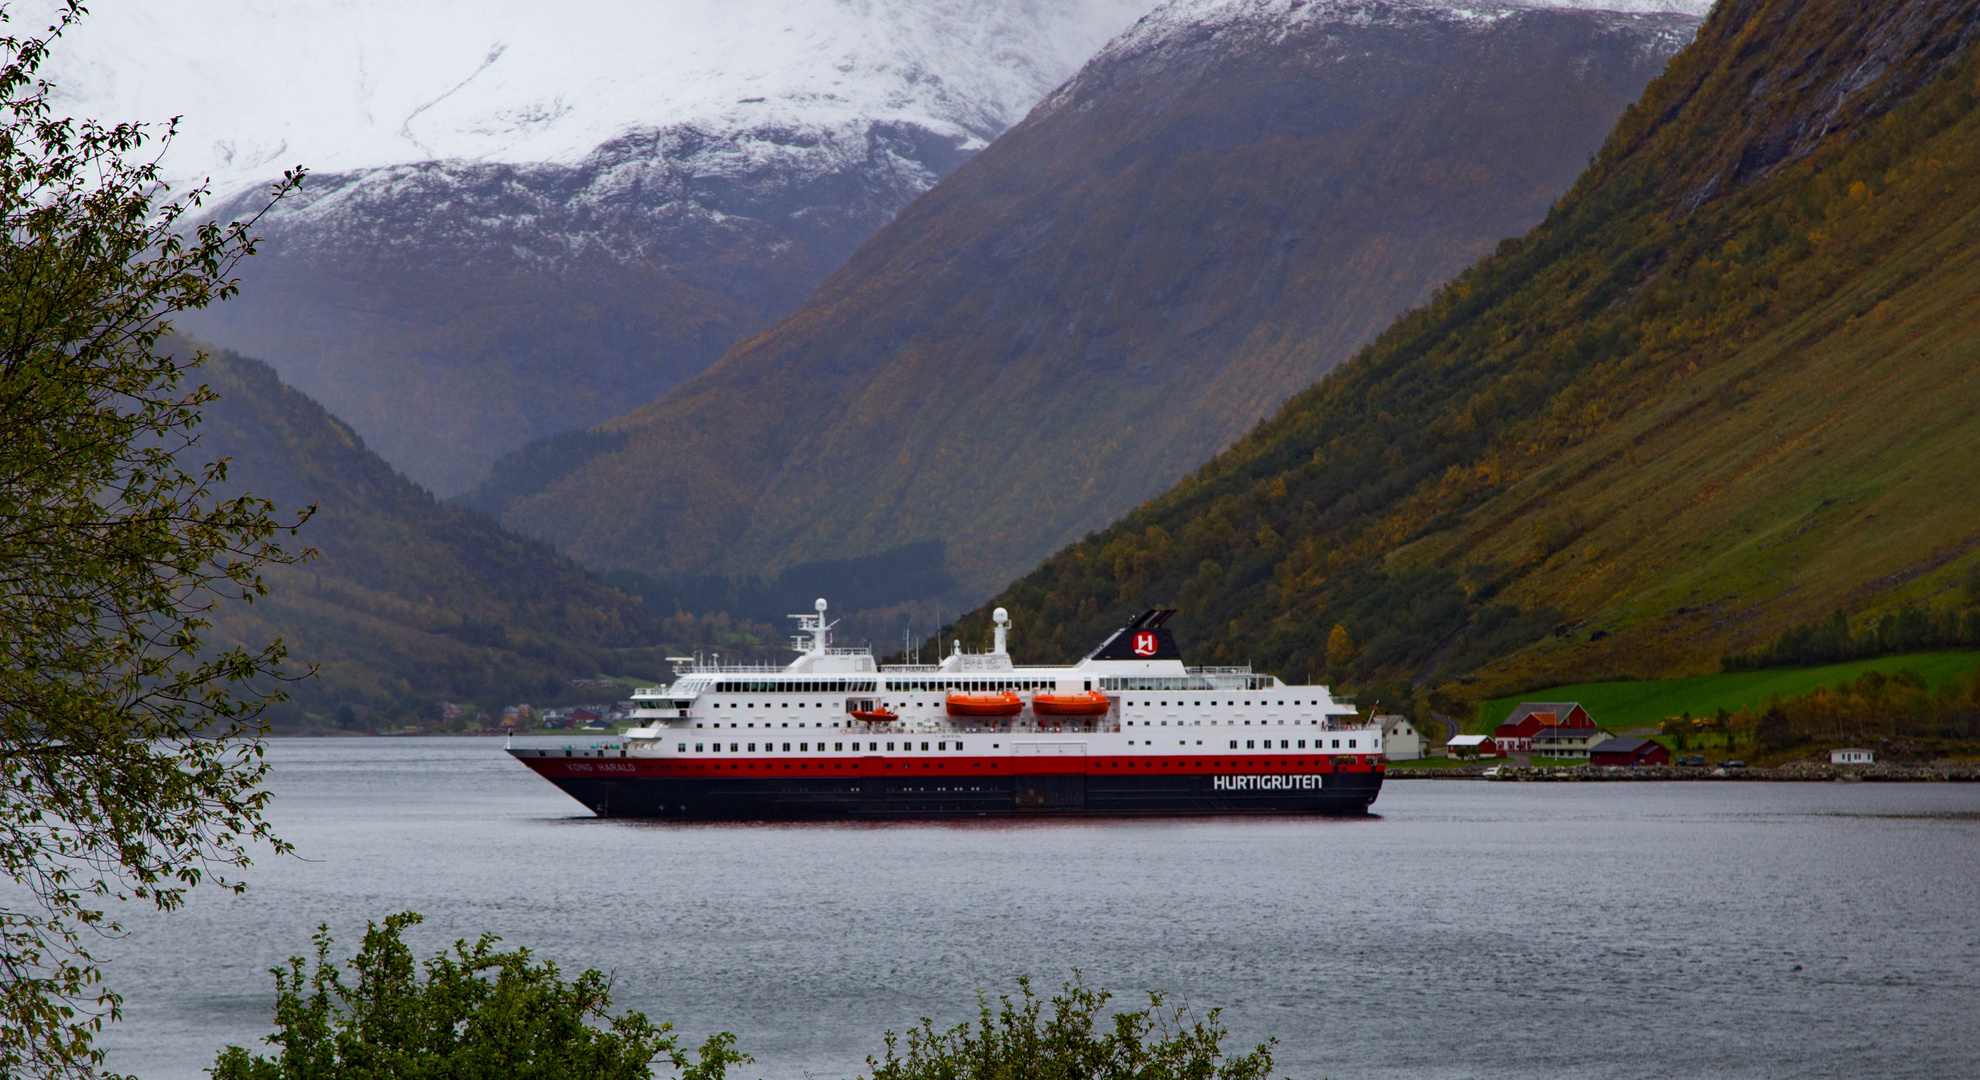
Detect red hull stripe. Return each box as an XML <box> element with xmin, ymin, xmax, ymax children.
<box><xmin>523</xmin><ymin>754</ymin><xmax>1386</xmax><ymax>780</ymax></box>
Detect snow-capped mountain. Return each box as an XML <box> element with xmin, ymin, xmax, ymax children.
<box><xmin>40</xmin><ymin>0</ymin><xmax>1154</xmax><ymax>199</ymax></box>
<box><xmin>481</xmin><ymin>0</ymin><xmax>1706</xmax><ymax>601</ymax></box>
<box><xmin>32</xmin><ymin>0</ymin><xmax>1157</xmax><ymax>494</ymax></box>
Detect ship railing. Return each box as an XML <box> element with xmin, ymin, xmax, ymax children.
<box><xmin>669</xmin><ymin>662</ymin><xmax>787</xmax><ymax>674</ymax></box>
<box><xmin>1187</xmin><ymin>665</ymin><xmax>1254</xmax><ymax>675</ymax></box>
<box><xmin>879</xmin><ymin>664</ymin><xmax>942</xmax><ymax>672</ymax></box>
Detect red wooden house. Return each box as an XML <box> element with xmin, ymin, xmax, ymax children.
<box><xmin>1493</xmin><ymin>702</ymin><xmax>1597</xmax><ymax>751</ymax></box>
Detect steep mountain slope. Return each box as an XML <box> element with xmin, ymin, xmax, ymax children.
<box><xmin>188</xmin><ymin>347</ymin><xmax>678</xmax><ymax>727</ymax></box>
<box><xmin>489</xmin><ymin>0</ymin><xmax>1698</xmax><ymax>599</ymax></box>
<box><xmin>46</xmin><ymin>0</ymin><xmax>1152</xmax><ymax>494</ymax></box>
<box><xmin>935</xmin><ymin>0</ymin><xmax>1980</xmax><ymax>704</ymax></box>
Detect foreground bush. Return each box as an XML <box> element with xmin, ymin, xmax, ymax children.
<box><xmin>211</xmin><ymin>912</ymin><xmax>744</xmax><ymax>1080</ymax></box>
<box><xmin>866</xmin><ymin>976</ymin><xmax>1274</xmax><ymax>1080</ymax></box>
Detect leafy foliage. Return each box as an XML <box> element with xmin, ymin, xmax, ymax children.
<box><xmin>1724</xmin><ymin>604</ymin><xmax>1980</xmax><ymax>671</ymax></box>
<box><xmin>0</xmin><ymin>4</ymin><xmax>305</xmax><ymax>1075</ymax></box>
<box><xmin>866</xmin><ymin>976</ymin><xmax>1273</xmax><ymax>1080</ymax></box>
<box><xmin>1743</xmin><ymin>663</ymin><xmax>1980</xmax><ymax>752</ymax></box>
<box><xmin>212</xmin><ymin>912</ymin><xmax>746</xmax><ymax>1080</ymax></box>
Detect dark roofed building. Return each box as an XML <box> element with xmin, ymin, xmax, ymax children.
<box><xmin>1589</xmin><ymin>737</ymin><xmax>1671</xmax><ymax>767</ymax></box>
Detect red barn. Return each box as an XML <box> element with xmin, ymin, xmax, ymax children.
<box><xmin>1493</xmin><ymin>702</ymin><xmax>1597</xmax><ymax>750</ymax></box>
<box><xmin>1589</xmin><ymin>737</ymin><xmax>1671</xmax><ymax>767</ymax></box>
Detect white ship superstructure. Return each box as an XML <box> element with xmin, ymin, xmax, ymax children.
<box><xmin>511</xmin><ymin>600</ymin><xmax>1387</xmax><ymax>817</ymax></box>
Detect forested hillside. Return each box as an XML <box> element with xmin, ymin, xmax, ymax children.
<box><xmin>189</xmin><ymin>348</ymin><xmax>762</xmax><ymax>728</ymax></box>
<box><xmin>941</xmin><ymin>0</ymin><xmax>1980</xmax><ymax>713</ymax></box>
<box><xmin>485</xmin><ymin>0</ymin><xmax>1693</xmax><ymax>601</ymax></box>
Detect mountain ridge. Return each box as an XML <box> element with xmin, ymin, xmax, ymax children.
<box><xmin>485</xmin><ymin>0</ymin><xmax>1699</xmax><ymax>604</ymax></box>
<box><xmin>928</xmin><ymin>0</ymin><xmax>1980</xmax><ymax>712</ymax></box>
<box><xmin>186</xmin><ymin>345</ymin><xmax>701</xmax><ymax>727</ymax></box>
<box><xmin>49</xmin><ymin>0</ymin><xmax>1155</xmax><ymax>494</ymax></box>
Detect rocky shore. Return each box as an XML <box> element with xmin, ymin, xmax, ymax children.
<box><xmin>1388</xmin><ymin>762</ymin><xmax>1980</xmax><ymax>781</ymax></box>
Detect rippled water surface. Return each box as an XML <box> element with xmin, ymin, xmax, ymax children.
<box><xmin>95</xmin><ymin>738</ymin><xmax>1980</xmax><ymax>1079</ymax></box>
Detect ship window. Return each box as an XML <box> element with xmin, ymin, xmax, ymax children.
<box><xmin>834</xmin><ymin>743</ymin><xmax>843</xmax><ymax>751</ymax></box>
<box><xmin>921</xmin><ymin>742</ymin><xmax>930</xmax><ymax>751</ymax></box>
<box><xmin>1349</xmin><ymin>739</ymin><xmax>1357</xmax><ymax>748</ymax></box>
<box><xmin>747</xmin><ymin>743</ymin><xmax>755</xmax><ymax>751</ymax></box>
<box><xmin>799</xmin><ymin>743</ymin><xmax>808</xmax><ymax>751</ymax></box>
<box><xmin>695</xmin><ymin>723</ymin><xmax>704</xmax><ymax>729</ymax></box>
<box><xmin>886</xmin><ymin>742</ymin><xmax>895</xmax><ymax>751</ymax></box>
<box><xmin>1331</xmin><ymin>739</ymin><xmax>1340</xmax><ymax>748</ymax></box>
<box><xmin>729</xmin><ymin>743</ymin><xmax>738</xmax><ymax>751</ymax></box>
<box><xmin>1281</xmin><ymin>740</ymin><xmax>1289</xmax><ymax>749</ymax></box>
<box><xmin>1229</xmin><ymin>740</ymin><xmax>1237</xmax><ymax>749</ymax></box>
<box><xmin>695</xmin><ymin>743</ymin><xmax>704</xmax><ymax>752</ymax></box>
<box><xmin>1246</xmin><ymin>740</ymin><xmax>1255</xmax><ymax>749</ymax></box>
<box><xmin>783</xmin><ymin>743</ymin><xmax>791</xmax><ymax>751</ymax></box>
<box><xmin>1298</xmin><ymin>740</ymin><xmax>1305</xmax><ymax>749</ymax></box>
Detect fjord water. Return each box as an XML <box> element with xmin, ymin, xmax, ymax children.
<box><xmin>99</xmin><ymin>739</ymin><xmax>1978</xmax><ymax>1079</ymax></box>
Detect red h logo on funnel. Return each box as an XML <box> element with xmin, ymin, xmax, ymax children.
<box><xmin>1133</xmin><ymin>632</ymin><xmax>1158</xmax><ymax>657</ymax></box>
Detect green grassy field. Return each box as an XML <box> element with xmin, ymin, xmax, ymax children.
<box><xmin>1476</xmin><ymin>651</ymin><xmax>1980</xmax><ymax>733</ymax></box>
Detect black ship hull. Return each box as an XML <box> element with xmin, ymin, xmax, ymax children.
<box><xmin>524</xmin><ymin>768</ymin><xmax>1382</xmax><ymax>820</ymax></box>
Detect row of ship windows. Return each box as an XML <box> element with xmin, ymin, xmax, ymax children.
<box><xmin>1128</xmin><ymin>738</ymin><xmax>1363</xmax><ymax>749</ymax></box>
<box><xmin>1129</xmin><ymin>700</ymin><xmax>1310</xmax><ymax>708</ymax></box>
<box><xmin>699</xmin><ymin>699</ymin><xmax>1311</xmax><ymax>710</ymax></box>
<box><xmin>706</xmin><ymin>680</ymin><xmax>880</xmax><ymax>693</ymax></box>
<box><xmin>705</xmin><ymin>680</ymin><xmax>1065</xmax><ymax>694</ymax></box>
<box><xmin>692</xmin><ymin>717</ymin><xmax>1319</xmax><ymax>729</ymax></box>
<box><xmin>885</xmin><ymin>680</ymin><xmax>1055</xmax><ymax>692</ymax></box>
<box><xmin>690</xmin><ymin>715</ymin><xmax>1321</xmax><ymax>728</ymax></box>
<box><xmin>1124</xmin><ymin>718</ymin><xmax>1318</xmax><ymax>725</ymax></box>
<box><xmin>674</xmin><ymin>737</ymin><xmax>1359</xmax><ymax>753</ymax></box>
<box><xmin>684</xmin><ymin>741</ymin><xmax>966</xmax><ymax>753</ymax></box>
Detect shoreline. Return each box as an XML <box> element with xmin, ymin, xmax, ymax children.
<box><xmin>1389</xmin><ymin>762</ymin><xmax>1980</xmax><ymax>781</ymax></box>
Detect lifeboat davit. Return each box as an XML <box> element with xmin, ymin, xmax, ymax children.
<box><xmin>850</xmin><ymin>708</ymin><xmax>898</xmax><ymax>725</ymax></box>
<box><xmin>1031</xmin><ymin>690</ymin><xmax>1111</xmax><ymax>717</ymax></box>
<box><xmin>945</xmin><ymin>691</ymin><xmax>1023</xmax><ymax>718</ymax></box>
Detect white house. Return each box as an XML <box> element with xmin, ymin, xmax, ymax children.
<box><xmin>1830</xmin><ymin>747</ymin><xmax>1875</xmax><ymax>765</ymax></box>
<box><xmin>1445</xmin><ymin>734</ymin><xmax>1503</xmax><ymax>758</ymax></box>
<box><xmin>1378</xmin><ymin>714</ymin><xmax>1424</xmax><ymax>760</ymax></box>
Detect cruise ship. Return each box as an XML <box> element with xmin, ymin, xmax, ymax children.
<box><xmin>509</xmin><ymin>600</ymin><xmax>1385</xmax><ymax>818</ymax></box>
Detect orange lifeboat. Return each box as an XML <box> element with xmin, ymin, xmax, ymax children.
<box><xmin>850</xmin><ymin>707</ymin><xmax>898</xmax><ymax>725</ymax></box>
<box><xmin>1031</xmin><ymin>690</ymin><xmax>1111</xmax><ymax>717</ymax></box>
<box><xmin>945</xmin><ymin>691</ymin><xmax>1023</xmax><ymax>718</ymax></box>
